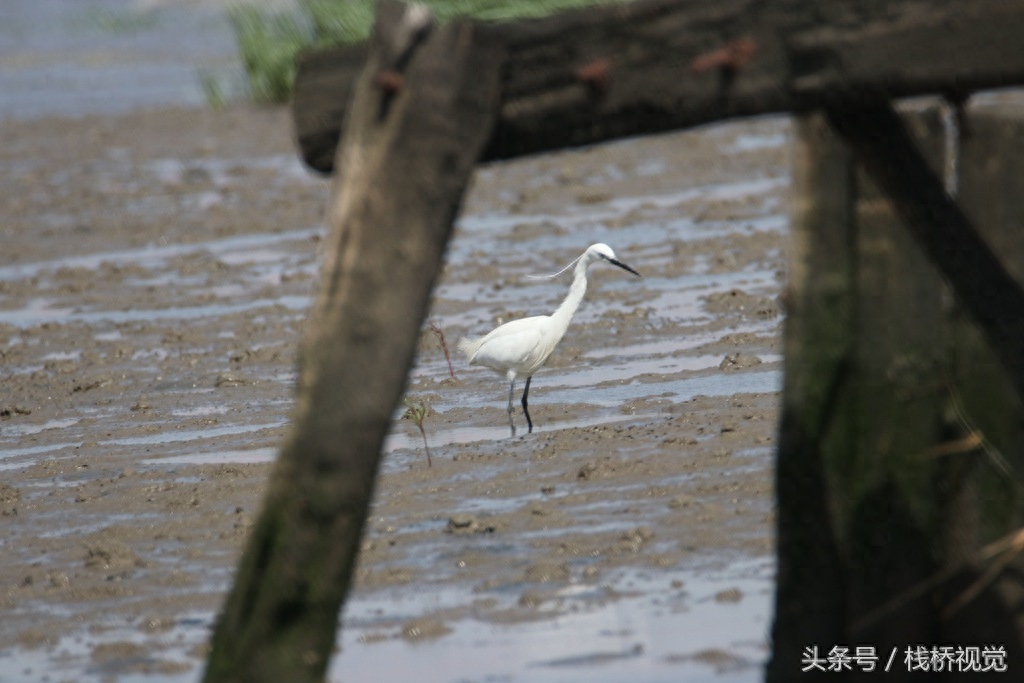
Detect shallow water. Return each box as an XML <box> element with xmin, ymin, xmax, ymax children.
<box><xmin>331</xmin><ymin>558</ymin><xmax>774</xmax><ymax>683</ymax></box>
<box><xmin>0</xmin><ymin>0</ymin><xmax>242</xmax><ymax>120</ymax></box>
<box><xmin>0</xmin><ymin>560</ymin><xmax>773</xmax><ymax>683</ymax></box>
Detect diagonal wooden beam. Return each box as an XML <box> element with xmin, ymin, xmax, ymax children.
<box><xmin>203</xmin><ymin>3</ymin><xmax>503</xmax><ymax>681</ymax></box>
<box><xmin>825</xmin><ymin>100</ymin><xmax>1024</xmax><ymax>402</ymax></box>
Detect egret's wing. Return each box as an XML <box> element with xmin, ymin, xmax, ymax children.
<box><xmin>469</xmin><ymin>317</ymin><xmax>547</xmax><ymax>373</ymax></box>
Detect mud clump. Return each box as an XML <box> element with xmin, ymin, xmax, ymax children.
<box><xmin>0</xmin><ymin>484</ymin><xmax>20</xmax><ymax>517</ymax></box>
<box><xmin>720</xmin><ymin>352</ymin><xmax>763</xmax><ymax>371</ymax></box>
<box><xmin>446</xmin><ymin>514</ymin><xmax>495</xmax><ymax>534</ymax></box>
<box><xmin>523</xmin><ymin>562</ymin><xmax>570</xmax><ymax>583</ymax></box>
<box><xmin>401</xmin><ymin>618</ymin><xmax>452</xmax><ymax>641</ymax></box>
<box><xmin>84</xmin><ymin>540</ymin><xmax>144</xmax><ymax>573</ymax></box>
<box><xmin>703</xmin><ymin>288</ymin><xmax>779</xmax><ymax>319</ymax></box>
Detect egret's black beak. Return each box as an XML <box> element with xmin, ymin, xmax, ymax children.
<box><xmin>609</xmin><ymin>258</ymin><xmax>641</xmax><ymax>278</ymax></box>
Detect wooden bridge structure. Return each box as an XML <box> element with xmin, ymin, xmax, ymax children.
<box><xmin>202</xmin><ymin>1</ymin><xmax>1024</xmax><ymax>681</ymax></box>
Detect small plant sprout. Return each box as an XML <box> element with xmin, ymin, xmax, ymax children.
<box><xmin>402</xmin><ymin>398</ymin><xmax>433</xmax><ymax>467</ymax></box>
<box><xmin>428</xmin><ymin>320</ymin><xmax>456</xmax><ymax>379</ymax></box>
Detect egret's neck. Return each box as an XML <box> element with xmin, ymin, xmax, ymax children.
<box><xmin>550</xmin><ymin>261</ymin><xmax>589</xmax><ymax>332</ymax></box>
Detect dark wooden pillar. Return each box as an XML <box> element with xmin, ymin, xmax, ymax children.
<box><xmin>839</xmin><ymin>107</ymin><xmax>950</xmax><ymax>667</ymax></box>
<box><xmin>768</xmin><ymin>110</ymin><xmax>854</xmax><ymax>681</ymax></box>
<box><xmin>202</xmin><ymin>3</ymin><xmax>503</xmax><ymax>682</ymax></box>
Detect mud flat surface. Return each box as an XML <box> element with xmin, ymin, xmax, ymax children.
<box><xmin>0</xmin><ymin>104</ymin><xmax>788</xmax><ymax>682</ymax></box>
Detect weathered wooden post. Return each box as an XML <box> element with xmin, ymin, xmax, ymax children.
<box><xmin>769</xmin><ymin>111</ymin><xmax>852</xmax><ymax>678</ymax></box>
<box><xmin>201</xmin><ymin>3</ymin><xmax>502</xmax><ymax>682</ymax></box>
<box><xmin>955</xmin><ymin>107</ymin><xmax>1024</xmax><ymax>473</ymax></box>
<box><xmin>770</xmin><ymin>105</ymin><xmax>1024</xmax><ymax>680</ymax></box>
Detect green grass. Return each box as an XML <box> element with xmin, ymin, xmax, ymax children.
<box><xmin>228</xmin><ymin>5</ymin><xmax>310</xmax><ymax>103</ymax></box>
<box><xmin>225</xmin><ymin>0</ymin><xmax>626</xmax><ymax>104</ymax></box>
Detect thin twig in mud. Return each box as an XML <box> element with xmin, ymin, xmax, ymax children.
<box><xmin>402</xmin><ymin>398</ymin><xmax>433</xmax><ymax>467</ymax></box>
<box><xmin>429</xmin><ymin>321</ymin><xmax>456</xmax><ymax>379</ymax></box>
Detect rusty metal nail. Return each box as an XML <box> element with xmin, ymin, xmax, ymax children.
<box><xmin>375</xmin><ymin>69</ymin><xmax>405</xmax><ymax>94</ymax></box>
<box><xmin>690</xmin><ymin>37</ymin><xmax>758</xmax><ymax>74</ymax></box>
<box><xmin>576</xmin><ymin>57</ymin><xmax>611</xmax><ymax>93</ymax></box>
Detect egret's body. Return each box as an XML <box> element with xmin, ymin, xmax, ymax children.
<box><xmin>458</xmin><ymin>243</ymin><xmax>640</xmax><ymax>436</ymax></box>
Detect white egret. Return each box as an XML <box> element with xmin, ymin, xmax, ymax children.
<box><xmin>458</xmin><ymin>243</ymin><xmax>641</xmax><ymax>437</ymax></box>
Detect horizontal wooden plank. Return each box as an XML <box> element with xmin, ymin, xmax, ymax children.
<box><xmin>291</xmin><ymin>43</ymin><xmax>368</xmax><ymax>174</ymax></box>
<box><xmin>293</xmin><ymin>0</ymin><xmax>1024</xmax><ymax>174</ymax></box>
<box><xmin>790</xmin><ymin>2</ymin><xmax>1024</xmax><ymax>101</ymax></box>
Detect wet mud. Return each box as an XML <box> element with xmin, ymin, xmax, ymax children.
<box><xmin>0</xmin><ymin>104</ymin><xmax>788</xmax><ymax>681</ymax></box>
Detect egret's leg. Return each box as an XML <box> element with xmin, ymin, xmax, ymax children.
<box><xmin>521</xmin><ymin>376</ymin><xmax>533</xmax><ymax>434</ymax></box>
<box><xmin>507</xmin><ymin>378</ymin><xmax>517</xmax><ymax>438</ymax></box>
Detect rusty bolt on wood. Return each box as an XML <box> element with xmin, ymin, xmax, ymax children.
<box><xmin>576</xmin><ymin>57</ymin><xmax>611</xmax><ymax>94</ymax></box>
<box><xmin>375</xmin><ymin>69</ymin><xmax>405</xmax><ymax>94</ymax></box>
<box><xmin>689</xmin><ymin>37</ymin><xmax>758</xmax><ymax>74</ymax></box>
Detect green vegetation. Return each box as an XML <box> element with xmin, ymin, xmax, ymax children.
<box><xmin>199</xmin><ymin>67</ymin><xmax>228</xmax><ymax>110</ymax></box>
<box><xmin>226</xmin><ymin>0</ymin><xmax>625</xmax><ymax>104</ymax></box>
<box><xmin>402</xmin><ymin>398</ymin><xmax>433</xmax><ymax>467</ymax></box>
<box><xmin>228</xmin><ymin>5</ymin><xmax>311</xmax><ymax>103</ymax></box>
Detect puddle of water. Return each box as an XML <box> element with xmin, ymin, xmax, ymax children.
<box><xmin>0</xmin><ymin>613</ymin><xmax>212</xmax><ymax>683</ymax></box>
<box><xmin>549</xmin><ymin>369</ymin><xmax>781</xmax><ymax>407</ymax></box>
<box><xmin>725</xmin><ymin>132</ymin><xmax>789</xmax><ymax>153</ymax></box>
<box><xmin>0</xmin><ymin>225</ymin><xmax>323</xmax><ymax>282</ymax></box>
<box><xmin>585</xmin><ymin>323</ymin><xmax>775</xmax><ymax>361</ymax></box>
<box><xmin>0</xmin><ymin>441</ymin><xmax>84</xmax><ymax>465</ymax></box>
<box><xmin>38</xmin><ymin>350</ymin><xmax>82</xmax><ymax>362</ymax></box>
<box><xmin>605</xmin><ymin>176</ymin><xmax>786</xmax><ymax>216</ymax></box>
<box><xmin>411</xmin><ymin>450</ymin><xmax>770</xmax><ymax>542</ymax></box>
<box><xmin>534</xmin><ymin>357</ymin><xmax>718</xmax><ymax>390</ymax></box>
<box><xmin>144</xmin><ymin>446</ymin><xmax>278</xmax><ymax>466</ymax></box>
<box><xmin>330</xmin><ymin>557</ymin><xmax>773</xmax><ymax>683</ymax></box>
<box><xmin>0</xmin><ymin>294</ymin><xmax>310</xmax><ymax>328</ymax></box>
<box><xmin>0</xmin><ymin>558</ymin><xmax>772</xmax><ymax>683</ymax></box>
<box><xmin>456</xmin><ymin>175</ymin><xmax>786</xmax><ymax>238</ymax></box>
<box><xmin>1</xmin><ymin>418</ymin><xmax>81</xmax><ymax>438</ymax></box>
<box><xmin>385</xmin><ymin>365</ymin><xmax>780</xmax><ymax>459</ymax></box>
<box><xmin>448</xmin><ymin>368</ymin><xmax>781</xmax><ymax>414</ymax></box>
<box><xmin>102</xmin><ymin>420</ymin><xmax>287</xmax><ymax>447</ymax></box>
<box><xmin>384</xmin><ymin>411</ymin><xmax>660</xmax><ymax>459</ymax></box>
<box><xmin>168</xmin><ymin>405</ymin><xmax>231</xmax><ymax>418</ymax></box>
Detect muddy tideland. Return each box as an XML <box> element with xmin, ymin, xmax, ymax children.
<box><xmin>0</xmin><ymin>102</ymin><xmax>788</xmax><ymax>681</ymax></box>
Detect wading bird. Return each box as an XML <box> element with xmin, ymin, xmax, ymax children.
<box><xmin>458</xmin><ymin>243</ymin><xmax>641</xmax><ymax>437</ymax></box>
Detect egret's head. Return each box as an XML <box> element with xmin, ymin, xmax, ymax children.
<box><xmin>587</xmin><ymin>243</ymin><xmax>641</xmax><ymax>277</ymax></box>
<box><xmin>588</xmin><ymin>243</ymin><xmax>617</xmax><ymax>261</ymax></box>
<box><xmin>530</xmin><ymin>244</ymin><xmax>641</xmax><ymax>281</ymax></box>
